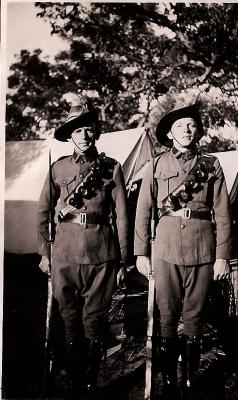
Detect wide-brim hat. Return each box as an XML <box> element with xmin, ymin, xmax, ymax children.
<box><xmin>54</xmin><ymin>97</ymin><xmax>101</xmax><ymax>142</ymax></box>
<box><xmin>155</xmin><ymin>102</ymin><xmax>204</xmax><ymax>148</ymax></box>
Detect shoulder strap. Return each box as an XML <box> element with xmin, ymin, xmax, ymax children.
<box><xmin>150</xmin><ymin>152</ymin><xmax>166</xmax><ymax>231</ymax></box>
<box><xmin>150</xmin><ymin>151</ymin><xmax>166</xmax><ymax>198</ymax></box>
<box><xmin>153</xmin><ymin>151</ymin><xmax>166</xmax><ymax>170</ymax></box>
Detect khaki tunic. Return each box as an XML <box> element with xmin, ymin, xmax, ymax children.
<box><xmin>37</xmin><ymin>151</ymin><xmax>128</xmax><ymax>264</ymax></box>
<box><xmin>134</xmin><ymin>149</ymin><xmax>232</xmax><ymax>265</ymax></box>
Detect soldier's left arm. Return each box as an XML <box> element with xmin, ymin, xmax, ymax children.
<box><xmin>111</xmin><ymin>162</ymin><xmax>129</xmax><ymax>263</ymax></box>
<box><xmin>213</xmin><ymin>157</ymin><xmax>232</xmax><ymax>261</ymax></box>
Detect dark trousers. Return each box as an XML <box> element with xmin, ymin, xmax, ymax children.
<box><xmin>51</xmin><ymin>258</ymin><xmax>118</xmax><ymax>342</ymax></box>
<box><xmin>154</xmin><ymin>260</ymin><xmax>214</xmax><ymax>337</ymax></box>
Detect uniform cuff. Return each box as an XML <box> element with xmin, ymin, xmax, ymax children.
<box><xmin>216</xmin><ymin>246</ymin><xmax>232</xmax><ymax>260</ymax></box>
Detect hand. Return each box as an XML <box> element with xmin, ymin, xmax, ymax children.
<box><xmin>213</xmin><ymin>259</ymin><xmax>230</xmax><ymax>280</ymax></box>
<box><xmin>136</xmin><ymin>256</ymin><xmax>151</xmax><ymax>279</ymax></box>
<box><xmin>117</xmin><ymin>266</ymin><xmax>125</xmax><ymax>287</ymax></box>
<box><xmin>39</xmin><ymin>255</ymin><xmax>51</xmax><ymax>275</ymax></box>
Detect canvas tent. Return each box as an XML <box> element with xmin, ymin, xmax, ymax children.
<box><xmin>4</xmin><ymin>127</ymin><xmax>238</xmax><ymax>255</ymax></box>
<box><xmin>212</xmin><ymin>151</ymin><xmax>238</xmax><ymax>197</ymax></box>
<box><xmin>5</xmin><ymin>128</ymin><xmax>153</xmax><ymax>254</ymax></box>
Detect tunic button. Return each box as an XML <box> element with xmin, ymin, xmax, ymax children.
<box><xmin>82</xmin><ymin>206</ymin><xmax>87</xmax><ymax>210</ymax></box>
<box><xmin>80</xmin><ymin>174</ymin><xmax>84</xmax><ymax>178</ymax></box>
<box><xmin>182</xmin><ymin>203</ymin><xmax>187</xmax><ymax>208</ymax></box>
<box><xmin>181</xmin><ymin>224</ymin><xmax>185</xmax><ymax>229</ymax></box>
<box><xmin>183</xmin><ymin>170</ymin><xmax>187</xmax><ymax>174</ymax></box>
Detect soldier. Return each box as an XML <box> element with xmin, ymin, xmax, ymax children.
<box><xmin>37</xmin><ymin>95</ymin><xmax>128</xmax><ymax>396</ymax></box>
<box><xmin>134</xmin><ymin>101</ymin><xmax>232</xmax><ymax>397</ymax></box>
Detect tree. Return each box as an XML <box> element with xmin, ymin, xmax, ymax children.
<box><xmin>6</xmin><ymin>2</ymin><xmax>238</xmax><ymax>150</ymax></box>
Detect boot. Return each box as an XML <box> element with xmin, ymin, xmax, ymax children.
<box><xmin>181</xmin><ymin>335</ymin><xmax>200</xmax><ymax>395</ymax></box>
<box><xmin>64</xmin><ymin>338</ymin><xmax>87</xmax><ymax>398</ymax></box>
<box><xmin>64</xmin><ymin>341</ymin><xmax>79</xmax><ymax>396</ymax></box>
<box><xmin>84</xmin><ymin>338</ymin><xmax>104</xmax><ymax>395</ymax></box>
<box><xmin>160</xmin><ymin>336</ymin><xmax>179</xmax><ymax>396</ymax></box>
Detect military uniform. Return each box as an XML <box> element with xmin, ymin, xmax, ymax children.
<box><xmin>134</xmin><ymin>146</ymin><xmax>231</xmax><ymax>337</ymax></box>
<box><xmin>135</xmin><ymin>102</ymin><xmax>231</xmax><ymax>398</ymax></box>
<box><xmin>134</xmin><ymin>100</ymin><xmax>232</xmax><ymax>393</ymax></box>
<box><xmin>38</xmin><ymin>148</ymin><xmax>128</xmax><ymax>340</ymax></box>
<box><xmin>37</xmin><ymin>95</ymin><xmax>129</xmax><ymax>394</ymax></box>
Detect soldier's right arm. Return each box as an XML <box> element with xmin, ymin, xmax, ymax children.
<box><xmin>37</xmin><ymin>166</ymin><xmax>60</xmax><ymax>259</ymax></box>
<box><xmin>134</xmin><ymin>160</ymin><xmax>154</xmax><ymax>257</ymax></box>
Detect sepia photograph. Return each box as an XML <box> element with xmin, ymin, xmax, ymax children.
<box><xmin>3</xmin><ymin>2</ymin><xmax>238</xmax><ymax>399</ymax></box>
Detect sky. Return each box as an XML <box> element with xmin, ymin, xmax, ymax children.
<box><xmin>7</xmin><ymin>2</ymin><xmax>69</xmax><ymax>74</ymax></box>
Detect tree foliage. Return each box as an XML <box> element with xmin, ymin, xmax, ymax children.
<box><xmin>6</xmin><ymin>2</ymin><xmax>238</xmax><ymax>150</ymax></box>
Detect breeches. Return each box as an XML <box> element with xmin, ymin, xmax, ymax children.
<box><xmin>154</xmin><ymin>260</ymin><xmax>214</xmax><ymax>337</ymax></box>
<box><xmin>51</xmin><ymin>258</ymin><xmax>118</xmax><ymax>342</ymax></box>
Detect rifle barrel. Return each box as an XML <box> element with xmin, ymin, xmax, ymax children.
<box><xmin>144</xmin><ymin>155</ymin><xmax>157</xmax><ymax>400</ymax></box>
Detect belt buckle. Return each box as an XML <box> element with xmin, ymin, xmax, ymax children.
<box><xmin>182</xmin><ymin>208</ymin><xmax>191</xmax><ymax>219</ymax></box>
<box><xmin>79</xmin><ymin>212</ymin><xmax>87</xmax><ymax>225</ymax></box>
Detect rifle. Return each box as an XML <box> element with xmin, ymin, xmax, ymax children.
<box><xmin>42</xmin><ymin>148</ymin><xmax>55</xmax><ymax>396</ymax></box>
<box><xmin>144</xmin><ymin>155</ymin><xmax>157</xmax><ymax>400</ymax></box>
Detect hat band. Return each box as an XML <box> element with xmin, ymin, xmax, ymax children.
<box><xmin>66</xmin><ymin>113</ymin><xmax>84</xmax><ymax>122</ymax></box>
<box><xmin>65</xmin><ymin>109</ymin><xmax>97</xmax><ymax>123</ymax></box>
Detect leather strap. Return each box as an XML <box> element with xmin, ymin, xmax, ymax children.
<box><xmin>65</xmin><ymin>212</ymin><xmax>111</xmax><ymax>226</ymax></box>
<box><xmin>164</xmin><ymin>208</ymin><xmax>212</xmax><ymax>220</ymax></box>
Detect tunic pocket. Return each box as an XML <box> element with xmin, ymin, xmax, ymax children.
<box><xmin>155</xmin><ymin>170</ymin><xmax>179</xmax><ymax>203</ymax></box>
<box><xmin>60</xmin><ymin>176</ymin><xmax>76</xmax><ymax>197</ymax></box>
<box><xmin>160</xmin><ymin>170</ymin><xmax>179</xmax><ymax>181</ymax></box>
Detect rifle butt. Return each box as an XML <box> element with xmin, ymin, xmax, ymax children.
<box><xmin>42</xmin><ymin>274</ymin><xmax>55</xmax><ymax>396</ymax></box>
<box><xmin>145</xmin><ymin>336</ymin><xmax>153</xmax><ymax>400</ymax></box>
<box><xmin>144</xmin><ymin>276</ymin><xmax>155</xmax><ymax>400</ymax></box>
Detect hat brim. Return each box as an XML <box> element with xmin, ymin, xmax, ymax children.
<box><xmin>54</xmin><ymin>109</ymin><xmax>100</xmax><ymax>142</ymax></box>
<box><xmin>156</xmin><ymin>104</ymin><xmax>204</xmax><ymax>148</ymax></box>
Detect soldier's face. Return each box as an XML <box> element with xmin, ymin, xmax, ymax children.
<box><xmin>71</xmin><ymin>125</ymin><xmax>97</xmax><ymax>153</ymax></box>
<box><xmin>168</xmin><ymin>117</ymin><xmax>198</xmax><ymax>149</ymax></box>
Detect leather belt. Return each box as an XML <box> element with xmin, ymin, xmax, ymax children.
<box><xmin>65</xmin><ymin>213</ymin><xmax>110</xmax><ymax>226</ymax></box>
<box><xmin>165</xmin><ymin>208</ymin><xmax>212</xmax><ymax>220</ymax></box>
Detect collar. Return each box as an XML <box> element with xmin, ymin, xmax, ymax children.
<box><xmin>171</xmin><ymin>146</ymin><xmax>198</xmax><ymax>162</ymax></box>
<box><xmin>73</xmin><ymin>146</ymin><xmax>99</xmax><ymax>163</ymax></box>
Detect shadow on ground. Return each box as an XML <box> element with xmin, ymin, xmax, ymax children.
<box><xmin>2</xmin><ymin>253</ymin><xmax>238</xmax><ymax>400</ymax></box>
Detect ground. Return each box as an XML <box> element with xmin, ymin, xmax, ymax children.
<box><xmin>2</xmin><ymin>253</ymin><xmax>238</xmax><ymax>400</ymax></box>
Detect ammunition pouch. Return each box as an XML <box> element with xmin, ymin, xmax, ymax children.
<box><xmin>58</xmin><ymin>153</ymin><xmax>115</xmax><ymax>222</ymax></box>
<box><xmin>158</xmin><ymin>155</ymin><xmax>216</xmax><ymax>219</ymax></box>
